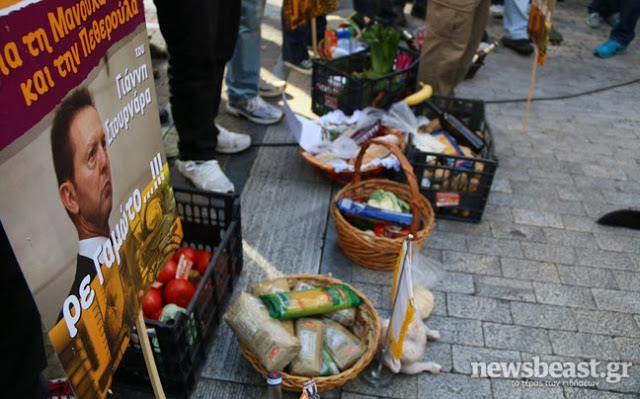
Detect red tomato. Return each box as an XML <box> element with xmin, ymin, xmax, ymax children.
<box><xmin>373</xmin><ymin>224</ymin><xmax>386</xmax><ymax>237</ymax></box>
<box><xmin>173</xmin><ymin>246</ymin><xmax>197</xmax><ymax>263</ymax></box>
<box><xmin>195</xmin><ymin>250</ymin><xmax>213</xmax><ymax>276</ymax></box>
<box><xmin>151</xmin><ymin>306</ymin><xmax>165</xmax><ymax>321</ymax></box>
<box><xmin>157</xmin><ymin>259</ymin><xmax>178</xmax><ymax>283</ymax></box>
<box><xmin>164</xmin><ymin>279</ymin><xmax>196</xmax><ymax>308</ymax></box>
<box><xmin>142</xmin><ymin>288</ymin><xmax>163</xmax><ymax>316</ymax></box>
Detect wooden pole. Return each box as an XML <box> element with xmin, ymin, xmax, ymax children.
<box><xmin>522</xmin><ymin>46</ymin><xmax>539</xmax><ymax>134</ymax></box>
<box><xmin>135</xmin><ymin>310</ymin><xmax>166</xmax><ymax>399</ymax></box>
<box><xmin>311</xmin><ymin>17</ymin><xmax>318</xmax><ymax>58</ymax></box>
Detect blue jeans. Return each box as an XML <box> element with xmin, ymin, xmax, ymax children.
<box><xmin>225</xmin><ymin>0</ymin><xmax>265</xmax><ymax>104</ymax></box>
<box><xmin>503</xmin><ymin>0</ymin><xmax>529</xmax><ymax>40</ymax></box>
<box><xmin>282</xmin><ymin>13</ymin><xmax>326</xmax><ymax>65</ymax></box>
<box><xmin>610</xmin><ymin>0</ymin><xmax>640</xmax><ymax>46</ymax></box>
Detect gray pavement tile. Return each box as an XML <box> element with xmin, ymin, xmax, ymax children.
<box><xmin>501</xmin><ymin>258</ymin><xmax>560</xmax><ymax>283</ymax></box>
<box><xmin>483</xmin><ymin>322</ymin><xmax>552</xmax><ymax>354</ymax></box>
<box><xmin>596</xmin><ymin>234</ymin><xmax>640</xmax><ymax>255</ymax></box>
<box><xmin>466</xmin><ymin>236</ymin><xmax>524</xmax><ymax>258</ymax></box>
<box><xmin>430</xmin><ymin>290</ymin><xmax>448</xmax><ymax>317</ymax></box>
<box><xmin>613</xmin><ymin>271</ymin><xmax>640</xmax><ymax>292</ymax></box>
<box><xmin>509</xmin><ymin>181</ymin><xmax>561</xmax><ymax>200</ymax></box>
<box><xmin>488</xmin><ymin>193</ymin><xmax>539</xmax><ymax>210</ymax></box>
<box><xmin>592</xmin><ymin>288</ymin><xmax>640</xmax><ymax>314</ymax></box>
<box><xmin>249</xmin><ymin>145</ymin><xmax>330</xmax><ymax>184</ymax></box>
<box><xmin>575</xmin><ymin>248</ymin><xmax>636</xmax><ymax>271</ymax></box>
<box><xmin>533</xmin><ymin>282</ymin><xmax>596</xmax><ymax>309</ymax></box>
<box><xmin>452</xmin><ymin>345</ymin><xmax>521</xmax><ymax>375</ymax></box>
<box><xmin>556</xmin><ymin>265</ymin><xmax>619</xmax><ymax>289</ymax></box>
<box><xmin>356</xmin><ymin>282</ymin><xmax>386</xmax><ymax>312</ymax></box>
<box><xmin>542</xmin><ymin>228</ymin><xmax>598</xmax><ymax>249</ymax></box>
<box><xmin>432</xmin><ymin>271</ymin><xmax>475</xmax><ymax>295</ymax></box>
<box><xmin>475</xmin><ymin>276</ymin><xmax>536</xmax><ymax>302</ymax></box>
<box><xmin>601</xmin><ymin>191</ymin><xmax>640</xmax><ymax>208</ymax></box>
<box><xmin>490</xmin><ymin>222</ymin><xmax>545</xmax><ymax>243</ymax></box>
<box><xmin>492</xmin><ymin>379</ymin><xmax>564</xmax><ymax>399</ymax></box>
<box><xmin>513</xmin><ymin>209</ymin><xmax>564</xmax><ymax>229</ymax></box>
<box><xmin>349</xmin><ymin>266</ymin><xmax>393</xmax><ymax>286</ymax></box>
<box><xmin>482</xmin><ymin>203</ymin><xmax>514</xmax><ymax>223</ymax></box>
<box><xmin>613</xmin><ymin>337</ymin><xmax>640</xmax><ymax>363</ymax></box>
<box><xmin>340</xmin><ymin>393</ymin><xmax>380</xmax><ymax>399</ymax></box>
<box><xmin>426</xmin><ymin>316</ymin><xmax>484</xmax><ymax>347</ymax></box>
<box><xmin>418</xmin><ymin>372</ymin><xmax>492</xmax><ymax>399</ymax></box>
<box><xmin>442</xmin><ymin>251</ymin><xmax>502</xmax><ymax>276</ymax></box>
<box><xmin>447</xmin><ymin>293</ymin><xmax>512</xmax><ymax>323</ymax></box>
<box><xmin>190</xmin><ymin>378</ymin><xmax>301</xmax><ymax>399</ymax></box>
<box><xmin>573</xmin><ymin>309</ymin><xmax>640</xmax><ymax>338</ymax></box>
<box><xmin>594</xmin><ymin>363</ymin><xmax>640</xmax><ymax>395</ymax></box>
<box><xmin>536</xmin><ymin>198</ymin><xmax>588</xmax><ymax>217</ymax></box>
<box><xmin>549</xmin><ymin>331</ymin><xmax>620</xmax><ymax>361</ymax></box>
<box><xmin>341</xmin><ymin>372</ymin><xmax>419</xmax><ymax>399</ymax></box>
<box><xmin>511</xmin><ymin>302</ymin><xmax>577</xmax><ymax>331</ymax></box>
<box><xmin>491</xmin><ymin>177</ymin><xmax>513</xmax><ymax>194</ymax></box>
<box><xmin>425</xmin><ymin>231</ymin><xmax>468</xmax><ymax>252</ymax></box>
<box><xmin>434</xmin><ymin>219</ymin><xmax>493</xmax><ymax>236</ymax></box>
<box><xmin>521</xmin><ymin>242</ymin><xmax>576</xmax><ymax>264</ymax></box>
<box><xmin>424</xmin><ymin>342</ymin><xmax>454</xmax><ymax>373</ymax></box>
<box><xmin>564</xmin><ymin>387</ymin><xmax>640</xmax><ymax>399</ymax></box>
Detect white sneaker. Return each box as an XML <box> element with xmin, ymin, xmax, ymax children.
<box><xmin>225</xmin><ymin>96</ymin><xmax>283</xmax><ymax>125</ymax></box>
<box><xmin>175</xmin><ymin>159</ymin><xmax>234</xmax><ymax>193</ymax></box>
<box><xmin>284</xmin><ymin>59</ymin><xmax>313</xmax><ymax>75</ymax></box>
<box><xmin>259</xmin><ymin>79</ymin><xmax>286</xmax><ymax>98</ymax></box>
<box><xmin>215</xmin><ymin>124</ymin><xmax>251</xmax><ymax>154</ymax></box>
<box><xmin>490</xmin><ymin>4</ymin><xmax>504</xmax><ymax>18</ymax></box>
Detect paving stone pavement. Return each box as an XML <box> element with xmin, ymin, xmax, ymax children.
<box><xmin>122</xmin><ymin>0</ymin><xmax>640</xmax><ymax>398</ymax></box>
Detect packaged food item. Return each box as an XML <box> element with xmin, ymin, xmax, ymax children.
<box><xmin>224</xmin><ymin>293</ymin><xmax>301</xmax><ymax>371</ymax></box>
<box><xmin>320</xmin><ymin>347</ymin><xmax>340</xmax><ymax>376</ymax></box>
<box><xmin>260</xmin><ymin>284</ymin><xmax>363</xmax><ymax>320</ymax></box>
<box><xmin>252</xmin><ymin>278</ymin><xmax>295</xmax><ymax>335</ymax></box>
<box><xmin>289</xmin><ymin>318</ymin><xmax>325</xmax><ymax>377</ymax></box>
<box><xmin>323</xmin><ymin>319</ymin><xmax>367</xmax><ymax>370</ymax></box>
<box><xmin>292</xmin><ymin>280</ymin><xmax>316</xmax><ymax>291</ymax></box>
<box><xmin>325</xmin><ymin>307</ymin><xmax>356</xmax><ymax>328</ymax></box>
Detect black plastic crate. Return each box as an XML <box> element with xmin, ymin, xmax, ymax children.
<box><xmin>312</xmin><ymin>47</ymin><xmax>419</xmax><ymax>116</ymax></box>
<box><xmin>113</xmin><ymin>187</ymin><xmax>242</xmax><ymax>397</ymax></box>
<box><xmin>404</xmin><ymin>95</ymin><xmax>498</xmax><ymax>223</ymax></box>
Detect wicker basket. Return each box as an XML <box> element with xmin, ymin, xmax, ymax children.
<box><xmin>300</xmin><ymin>128</ymin><xmax>406</xmax><ymax>184</ymax></box>
<box><xmin>331</xmin><ymin>140</ymin><xmax>435</xmax><ymax>270</ymax></box>
<box><xmin>237</xmin><ymin>274</ymin><xmax>381</xmax><ymax>392</ymax></box>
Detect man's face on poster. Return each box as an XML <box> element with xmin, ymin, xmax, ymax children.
<box><xmin>63</xmin><ymin>106</ymin><xmax>113</xmax><ymax>235</ymax></box>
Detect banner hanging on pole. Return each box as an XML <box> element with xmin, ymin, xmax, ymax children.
<box><xmin>0</xmin><ymin>1</ymin><xmax>182</xmax><ymax>397</ymax></box>
<box><xmin>283</xmin><ymin>0</ymin><xmax>338</xmax><ymax>31</ymax></box>
<box><xmin>528</xmin><ymin>0</ymin><xmax>557</xmax><ymax>66</ymax></box>
<box><xmin>389</xmin><ymin>239</ymin><xmax>415</xmax><ymax>360</ymax></box>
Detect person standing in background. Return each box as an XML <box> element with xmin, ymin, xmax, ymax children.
<box><xmin>501</xmin><ymin>0</ymin><xmax>534</xmax><ymax>55</ymax></box>
<box><xmin>225</xmin><ymin>0</ymin><xmax>284</xmax><ymax>126</ymax></box>
<box><xmin>586</xmin><ymin>0</ymin><xmax>620</xmax><ymax>29</ymax></box>
<box><xmin>417</xmin><ymin>0</ymin><xmax>491</xmax><ymax>96</ymax></box>
<box><xmin>594</xmin><ymin>0</ymin><xmax>640</xmax><ymax>57</ymax></box>
<box><xmin>153</xmin><ymin>0</ymin><xmax>250</xmax><ymax>161</ymax></box>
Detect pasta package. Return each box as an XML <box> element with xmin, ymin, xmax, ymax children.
<box><xmin>325</xmin><ymin>308</ymin><xmax>356</xmax><ymax>327</ymax></box>
<box><xmin>324</xmin><ymin>319</ymin><xmax>367</xmax><ymax>371</ymax></box>
<box><xmin>252</xmin><ymin>278</ymin><xmax>295</xmax><ymax>336</ymax></box>
<box><xmin>289</xmin><ymin>318</ymin><xmax>325</xmax><ymax>377</ymax></box>
<box><xmin>224</xmin><ymin>293</ymin><xmax>301</xmax><ymax>371</ymax></box>
<box><xmin>260</xmin><ymin>284</ymin><xmax>363</xmax><ymax>320</ymax></box>
<box><xmin>320</xmin><ymin>347</ymin><xmax>340</xmax><ymax>376</ymax></box>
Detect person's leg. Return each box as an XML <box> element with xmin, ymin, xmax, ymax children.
<box><xmin>225</xmin><ymin>0</ymin><xmax>266</xmax><ymax>105</ymax></box>
<box><xmin>155</xmin><ymin>0</ymin><xmax>219</xmax><ymax>159</ymax></box>
<box><xmin>418</xmin><ymin>2</ymin><xmax>475</xmax><ymax>96</ymax></box>
<box><xmin>282</xmin><ymin>9</ymin><xmax>309</xmax><ymax>65</ymax></box>
<box><xmin>610</xmin><ymin>0</ymin><xmax>640</xmax><ymax>46</ymax></box>
<box><xmin>454</xmin><ymin>0</ymin><xmax>490</xmax><ymax>86</ymax></box>
<box><xmin>503</xmin><ymin>0</ymin><xmax>529</xmax><ymax>40</ymax></box>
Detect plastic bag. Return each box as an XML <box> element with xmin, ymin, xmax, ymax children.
<box><xmin>382</xmin><ymin>101</ymin><xmax>446</xmax><ymax>155</ymax></box>
<box><xmin>323</xmin><ymin>319</ymin><xmax>367</xmax><ymax>370</ymax></box>
<box><xmin>289</xmin><ymin>318</ymin><xmax>325</xmax><ymax>377</ymax></box>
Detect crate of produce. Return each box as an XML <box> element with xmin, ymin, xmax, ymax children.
<box><xmin>312</xmin><ymin>47</ymin><xmax>419</xmax><ymax>116</ymax></box>
<box><xmin>113</xmin><ymin>187</ymin><xmax>243</xmax><ymax>397</ymax></box>
<box><xmin>404</xmin><ymin>95</ymin><xmax>498</xmax><ymax>223</ymax></box>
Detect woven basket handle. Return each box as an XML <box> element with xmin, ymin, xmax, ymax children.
<box><xmin>353</xmin><ymin>139</ymin><xmax>421</xmax><ymax>234</ymax></box>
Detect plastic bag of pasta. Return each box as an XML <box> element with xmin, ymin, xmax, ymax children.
<box><xmin>224</xmin><ymin>293</ymin><xmax>301</xmax><ymax>371</ymax></box>
<box><xmin>260</xmin><ymin>284</ymin><xmax>363</xmax><ymax>320</ymax></box>
<box><xmin>289</xmin><ymin>318</ymin><xmax>325</xmax><ymax>377</ymax></box>
<box><xmin>323</xmin><ymin>319</ymin><xmax>367</xmax><ymax>370</ymax></box>
<box><xmin>325</xmin><ymin>307</ymin><xmax>356</xmax><ymax>328</ymax></box>
<box><xmin>252</xmin><ymin>278</ymin><xmax>295</xmax><ymax>335</ymax></box>
<box><xmin>320</xmin><ymin>347</ymin><xmax>340</xmax><ymax>376</ymax></box>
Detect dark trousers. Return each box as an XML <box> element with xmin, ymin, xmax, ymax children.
<box><xmin>282</xmin><ymin>13</ymin><xmax>326</xmax><ymax>64</ymax></box>
<box><xmin>610</xmin><ymin>0</ymin><xmax>640</xmax><ymax>45</ymax></box>
<box><xmin>588</xmin><ymin>0</ymin><xmax>620</xmax><ymax>18</ymax></box>
<box><xmin>154</xmin><ymin>0</ymin><xmax>241</xmax><ymax>160</ymax></box>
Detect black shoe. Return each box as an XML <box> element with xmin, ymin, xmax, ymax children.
<box><xmin>501</xmin><ymin>37</ymin><xmax>534</xmax><ymax>55</ymax></box>
<box><xmin>549</xmin><ymin>27</ymin><xmax>563</xmax><ymax>45</ymax></box>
